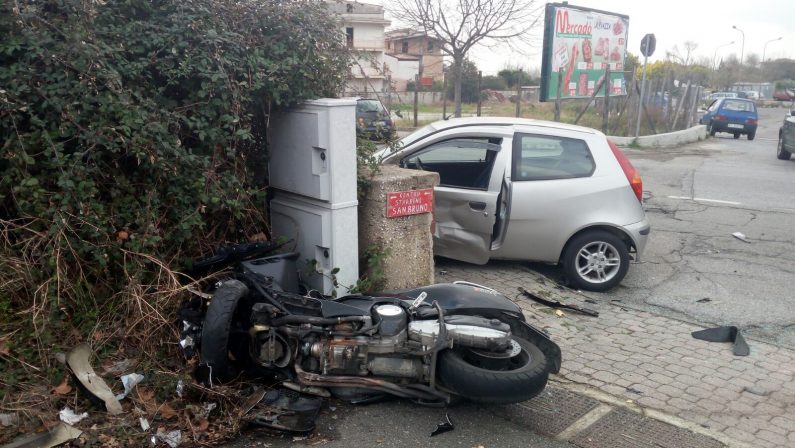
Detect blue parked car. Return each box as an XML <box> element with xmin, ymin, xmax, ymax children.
<box><xmin>700</xmin><ymin>98</ymin><xmax>758</xmax><ymax>140</ymax></box>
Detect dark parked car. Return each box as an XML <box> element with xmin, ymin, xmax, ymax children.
<box><xmin>773</xmin><ymin>89</ymin><xmax>795</xmax><ymax>101</ymax></box>
<box><xmin>778</xmin><ymin>108</ymin><xmax>795</xmax><ymax>160</ymax></box>
<box><xmin>700</xmin><ymin>98</ymin><xmax>758</xmax><ymax>140</ymax></box>
<box><xmin>356</xmin><ymin>98</ymin><xmax>394</xmax><ymax>139</ymax></box>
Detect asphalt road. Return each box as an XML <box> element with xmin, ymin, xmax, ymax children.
<box><xmin>586</xmin><ymin>105</ymin><xmax>795</xmax><ymax>348</ymax></box>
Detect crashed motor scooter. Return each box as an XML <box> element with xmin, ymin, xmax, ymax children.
<box><xmin>179</xmin><ymin>241</ymin><xmax>561</xmax><ymax>411</ymax></box>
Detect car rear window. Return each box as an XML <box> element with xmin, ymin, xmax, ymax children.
<box><xmin>357</xmin><ymin>100</ymin><xmax>384</xmax><ymax>113</ymax></box>
<box><xmin>722</xmin><ymin>100</ymin><xmax>755</xmax><ymax>112</ymax></box>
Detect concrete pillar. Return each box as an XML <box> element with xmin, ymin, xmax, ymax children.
<box><xmin>358</xmin><ymin>165</ymin><xmax>439</xmax><ymax>290</ymax></box>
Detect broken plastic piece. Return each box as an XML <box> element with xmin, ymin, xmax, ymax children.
<box><xmin>175</xmin><ymin>380</ymin><xmax>185</xmax><ymax>398</ymax></box>
<box><xmin>0</xmin><ymin>413</ymin><xmax>18</xmax><ymax>427</ymax></box>
<box><xmin>1</xmin><ymin>422</ymin><xmax>82</xmax><ymax>448</ymax></box>
<box><xmin>58</xmin><ymin>407</ymin><xmax>88</xmax><ymax>425</ymax></box>
<box><xmin>518</xmin><ymin>287</ymin><xmax>599</xmax><ymax>317</ymax></box>
<box><xmin>197</xmin><ymin>403</ymin><xmax>217</xmax><ymax>420</ymax></box>
<box><xmin>153</xmin><ymin>429</ymin><xmax>181</xmax><ymax>448</ymax></box>
<box><xmin>65</xmin><ymin>344</ymin><xmax>123</xmax><ymax>415</ymax></box>
<box><xmin>245</xmin><ymin>389</ymin><xmax>322</xmax><ymax>433</ymax></box>
<box><xmin>430</xmin><ymin>413</ymin><xmax>454</xmax><ymax>437</ymax></box>
<box><xmin>732</xmin><ymin>232</ymin><xmax>751</xmax><ymax>243</ymax></box>
<box><xmin>691</xmin><ymin>326</ymin><xmax>750</xmax><ymax>356</ymax></box>
<box><xmin>140</xmin><ymin>417</ymin><xmax>150</xmax><ymax>431</ymax></box>
<box><xmin>116</xmin><ymin>373</ymin><xmax>145</xmax><ymax>401</ymax></box>
<box><xmin>102</xmin><ymin>359</ymin><xmax>137</xmax><ymax>376</ymax></box>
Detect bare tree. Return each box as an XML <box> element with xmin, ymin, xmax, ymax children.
<box><xmin>666</xmin><ymin>40</ymin><xmax>699</xmax><ymax>67</ymax></box>
<box><xmin>390</xmin><ymin>0</ymin><xmax>541</xmax><ymax>117</ymax></box>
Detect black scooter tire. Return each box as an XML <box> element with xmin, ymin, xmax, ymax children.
<box><xmin>200</xmin><ymin>280</ymin><xmax>249</xmax><ymax>383</ymax></box>
<box><xmin>438</xmin><ymin>336</ymin><xmax>549</xmax><ymax>404</ymax></box>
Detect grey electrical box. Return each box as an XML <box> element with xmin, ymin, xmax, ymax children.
<box><xmin>268</xmin><ymin>98</ymin><xmax>360</xmax><ymax>295</ymax></box>
<box><xmin>269</xmin><ymin>98</ymin><xmax>358</xmax><ymax>205</ymax></box>
<box><xmin>270</xmin><ymin>192</ymin><xmax>358</xmax><ymax>295</ymax></box>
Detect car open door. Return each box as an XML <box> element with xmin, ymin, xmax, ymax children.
<box><xmin>400</xmin><ymin>138</ymin><xmax>504</xmax><ymax>265</ymax></box>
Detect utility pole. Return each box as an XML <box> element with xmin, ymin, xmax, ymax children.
<box><xmin>515</xmin><ymin>69</ymin><xmax>522</xmax><ymax>118</ymax></box>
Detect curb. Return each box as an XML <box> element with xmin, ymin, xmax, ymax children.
<box><xmin>610</xmin><ymin>125</ymin><xmax>707</xmax><ymax>148</ymax></box>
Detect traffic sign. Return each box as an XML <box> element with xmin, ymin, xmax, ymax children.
<box><xmin>640</xmin><ymin>34</ymin><xmax>656</xmax><ymax>58</ymax></box>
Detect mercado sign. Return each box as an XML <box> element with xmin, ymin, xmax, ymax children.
<box><xmin>386</xmin><ymin>188</ymin><xmax>433</xmax><ymax>218</ymax></box>
<box><xmin>540</xmin><ymin>3</ymin><xmax>629</xmax><ymax>101</ymax></box>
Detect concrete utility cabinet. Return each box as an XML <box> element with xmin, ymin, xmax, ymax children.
<box><xmin>268</xmin><ymin>99</ymin><xmax>359</xmax><ymax>294</ymax></box>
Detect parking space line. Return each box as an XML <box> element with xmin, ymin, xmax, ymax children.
<box><xmin>667</xmin><ymin>195</ymin><xmax>741</xmax><ymax>205</ymax></box>
<box><xmin>555</xmin><ymin>403</ymin><xmax>613</xmax><ymax>441</ymax></box>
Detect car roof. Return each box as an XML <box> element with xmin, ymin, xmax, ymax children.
<box><xmin>718</xmin><ymin>97</ymin><xmax>755</xmax><ymax>104</ymax></box>
<box><xmin>422</xmin><ymin>116</ymin><xmax>601</xmax><ymax>136</ymax></box>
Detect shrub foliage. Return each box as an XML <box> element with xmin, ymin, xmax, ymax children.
<box><xmin>0</xmin><ymin>0</ymin><xmax>349</xmax><ymax>403</ymax></box>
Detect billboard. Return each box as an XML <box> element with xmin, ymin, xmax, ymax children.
<box><xmin>540</xmin><ymin>3</ymin><xmax>629</xmax><ymax>102</ymax></box>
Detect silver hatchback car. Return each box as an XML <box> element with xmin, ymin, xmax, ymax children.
<box><xmin>381</xmin><ymin>117</ymin><xmax>650</xmax><ymax>291</ymax></box>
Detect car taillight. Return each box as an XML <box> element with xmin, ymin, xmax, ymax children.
<box><xmin>713</xmin><ymin>115</ymin><xmax>727</xmax><ymax>121</ymax></box>
<box><xmin>746</xmin><ymin>118</ymin><xmax>757</xmax><ymax>125</ymax></box>
<box><xmin>608</xmin><ymin>139</ymin><xmax>643</xmax><ymax>202</ymax></box>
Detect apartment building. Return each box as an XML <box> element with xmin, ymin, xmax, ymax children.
<box><xmin>328</xmin><ymin>1</ymin><xmax>391</xmax><ymax>96</ymax></box>
<box><xmin>385</xmin><ymin>28</ymin><xmax>445</xmax><ymax>88</ymax></box>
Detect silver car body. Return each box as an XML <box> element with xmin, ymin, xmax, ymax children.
<box><xmin>381</xmin><ymin>117</ymin><xmax>649</xmax><ymax>266</ymax></box>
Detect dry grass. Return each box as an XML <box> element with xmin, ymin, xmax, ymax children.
<box><xmin>0</xmin><ymin>217</ymin><xmax>258</xmax><ymax>445</ymax></box>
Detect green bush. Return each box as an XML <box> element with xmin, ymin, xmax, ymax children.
<box><xmin>0</xmin><ymin>0</ymin><xmax>350</xmax><ymax>404</ymax></box>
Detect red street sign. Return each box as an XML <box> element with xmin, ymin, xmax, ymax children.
<box><xmin>420</xmin><ymin>76</ymin><xmax>434</xmax><ymax>87</ymax></box>
<box><xmin>387</xmin><ymin>188</ymin><xmax>434</xmax><ymax>218</ymax></box>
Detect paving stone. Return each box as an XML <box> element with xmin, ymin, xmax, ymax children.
<box><xmin>723</xmin><ymin>426</ymin><xmax>758</xmax><ymax>444</ymax></box>
<box><xmin>647</xmin><ymin>372</ymin><xmax>675</xmax><ymax>385</ymax></box>
<box><xmin>666</xmin><ymin>397</ymin><xmax>693</xmax><ymax>410</ymax></box>
<box><xmin>684</xmin><ymin>386</ymin><xmax>716</xmax><ymax>400</ymax></box>
<box><xmin>674</xmin><ymin>374</ymin><xmax>702</xmax><ymax>388</ymax></box>
<box><xmin>753</xmin><ymin>402</ymin><xmax>784</xmax><ymax>417</ymax></box>
<box><xmin>770</xmin><ymin>416</ymin><xmax>795</xmax><ymax>432</ymax></box>
<box><xmin>757</xmin><ymin>429</ymin><xmax>790</xmax><ymax>447</ymax></box>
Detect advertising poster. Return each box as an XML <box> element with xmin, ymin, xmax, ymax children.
<box><xmin>540</xmin><ymin>3</ymin><xmax>629</xmax><ymax>101</ymax></box>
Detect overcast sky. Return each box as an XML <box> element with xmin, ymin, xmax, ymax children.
<box><xmin>381</xmin><ymin>0</ymin><xmax>794</xmax><ymax>75</ymax></box>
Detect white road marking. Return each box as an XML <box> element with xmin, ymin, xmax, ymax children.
<box><xmin>667</xmin><ymin>195</ymin><xmax>741</xmax><ymax>205</ymax></box>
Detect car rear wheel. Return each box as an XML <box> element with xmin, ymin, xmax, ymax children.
<box><xmin>748</xmin><ymin>131</ymin><xmax>755</xmax><ymax>141</ymax></box>
<box><xmin>562</xmin><ymin>230</ymin><xmax>630</xmax><ymax>292</ymax></box>
<box><xmin>708</xmin><ymin>123</ymin><xmax>716</xmax><ymax>136</ymax></box>
<box><xmin>778</xmin><ymin>134</ymin><xmax>792</xmax><ymax>160</ymax></box>
<box><xmin>733</xmin><ymin>133</ymin><xmax>740</xmax><ymax>139</ymax></box>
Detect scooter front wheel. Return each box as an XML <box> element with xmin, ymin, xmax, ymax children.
<box><xmin>200</xmin><ymin>280</ymin><xmax>250</xmax><ymax>383</ymax></box>
<box><xmin>437</xmin><ymin>336</ymin><xmax>549</xmax><ymax>404</ymax></box>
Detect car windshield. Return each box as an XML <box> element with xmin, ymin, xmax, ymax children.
<box><xmin>357</xmin><ymin>100</ymin><xmax>385</xmax><ymax>113</ymax></box>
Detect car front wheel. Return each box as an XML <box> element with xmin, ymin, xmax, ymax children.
<box><xmin>778</xmin><ymin>134</ymin><xmax>792</xmax><ymax>160</ymax></box>
<box><xmin>562</xmin><ymin>230</ymin><xmax>630</xmax><ymax>292</ymax></box>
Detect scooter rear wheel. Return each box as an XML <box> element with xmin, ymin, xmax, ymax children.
<box><xmin>438</xmin><ymin>336</ymin><xmax>549</xmax><ymax>404</ymax></box>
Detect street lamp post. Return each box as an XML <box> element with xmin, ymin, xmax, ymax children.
<box><xmin>732</xmin><ymin>25</ymin><xmax>745</xmax><ymax>66</ymax></box>
<box><xmin>762</xmin><ymin>37</ymin><xmax>783</xmax><ymax>63</ymax></box>
<box><xmin>713</xmin><ymin>41</ymin><xmax>735</xmax><ymax>70</ymax></box>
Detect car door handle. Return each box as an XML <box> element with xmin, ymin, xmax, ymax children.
<box><xmin>469</xmin><ymin>201</ymin><xmax>487</xmax><ymax>211</ymax></box>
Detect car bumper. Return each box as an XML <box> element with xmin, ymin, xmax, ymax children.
<box><xmin>623</xmin><ymin>217</ymin><xmax>650</xmax><ymax>261</ymax></box>
<box><xmin>711</xmin><ymin>123</ymin><xmax>757</xmax><ymax>134</ymax></box>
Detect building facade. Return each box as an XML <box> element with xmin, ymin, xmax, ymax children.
<box><xmin>384</xmin><ymin>28</ymin><xmax>445</xmax><ymax>88</ymax></box>
<box><xmin>328</xmin><ymin>1</ymin><xmax>390</xmax><ymax>97</ymax></box>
